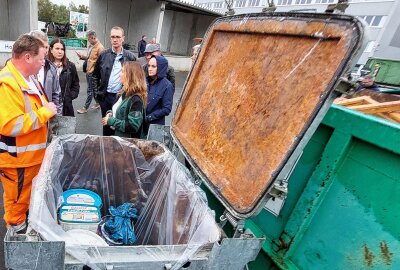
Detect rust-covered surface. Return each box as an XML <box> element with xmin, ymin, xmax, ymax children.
<box><xmin>172</xmin><ymin>14</ymin><xmax>363</xmax><ymax>217</ymax></box>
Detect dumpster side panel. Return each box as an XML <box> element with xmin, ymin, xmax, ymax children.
<box><xmin>246</xmin><ymin>105</ymin><xmax>400</xmax><ymax>270</ymax></box>
<box><xmin>288</xmin><ymin>138</ymin><xmax>400</xmax><ymax>269</ymax></box>
<box><xmin>5</xmin><ymin>235</ymin><xmax>65</xmax><ymax>270</ymax></box>
<box><xmin>366</xmin><ymin>58</ymin><xmax>400</xmax><ymax>86</ymax></box>
<box><xmin>248</xmin><ymin>124</ymin><xmax>334</xmax><ymax>239</ymax></box>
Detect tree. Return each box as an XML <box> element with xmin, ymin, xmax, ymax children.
<box><xmin>69</xmin><ymin>2</ymin><xmax>89</xmax><ymax>14</ymax></box>
<box><xmin>77</xmin><ymin>4</ymin><xmax>89</xmax><ymax>14</ymax></box>
<box><xmin>68</xmin><ymin>2</ymin><xmax>76</xmax><ymax>11</ymax></box>
<box><xmin>38</xmin><ymin>0</ymin><xmax>55</xmax><ymax>22</ymax></box>
<box><xmin>39</xmin><ymin>1</ymin><xmax>89</xmax><ymax>23</ymax></box>
<box><xmin>55</xmin><ymin>5</ymin><xmax>70</xmax><ymax>24</ymax></box>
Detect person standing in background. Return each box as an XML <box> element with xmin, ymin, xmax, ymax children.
<box><xmin>145</xmin><ymin>55</ymin><xmax>173</xmax><ymax>130</ymax></box>
<box><xmin>48</xmin><ymin>38</ymin><xmax>80</xmax><ymax>116</ymax></box>
<box><xmin>143</xmin><ymin>43</ymin><xmax>175</xmax><ymax>91</ymax></box>
<box><xmin>76</xmin><ymin>30</ymin><xmax>104</xmax><ymax>114</ymax></box>
<box><xmin>355</xmin><ymin>75</ymin><xmax>380</xmax><ymax>92</ymax></box>
<box><xmin>92</xmin><ymin>26</ymin><xmax>136</xmax><ymax>136</ymax></box>
<box><xmin>0</xmin><ymin>34</ymin><xmax>56</xmax><ymax>233</ymax></box>
<box><xmin>102</xmin><ymin>62</ymin><xmax>147</xmax><ymax>138</ymax></box>
<box><xmin>137</xmin><ymin>35</ymin><xmax>147</xmax><ymax>58</ymax></box>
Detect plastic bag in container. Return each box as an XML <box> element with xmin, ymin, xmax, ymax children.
<box><xmin>29</xmin><ymin>134</ymin><xmax>221</xmax><ymax>270</ymax></box>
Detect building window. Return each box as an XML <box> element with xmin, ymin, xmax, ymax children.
<box><xmin>277</xmin><ymin>0</ymin><xmax>293</xmax><ymax>5</ymax></box>
<box><xmin>235</xmin><ymin>0</ymin><xmax>247</xmax><ymax>7</ymax></box>
<box><xmin>214</xmin><ymin>2</ymin><xmax>223</xmax><ymax>8</ymax></box>
<box><xmin>371</xmin><ymin>16</ymin><xmax>383</xmax><ymax>27</ymax></box>
<box><xmin>248</xmin><ymin>0</ymin><xmax>260</xmax><ymax>6</ymax></box>
<box><xmin>365</xmin><ymin>16</ymin><xmax>374</xmax><ymax>25</ymax></box>
<box><xmin>315</xmin><ymin>0</ymin><xmax>335</xmax><ymax>3</ymax></box>
<box><xmin>295</xmin><ymin>0</ymin><xmax>312</xmax><ymax>4</ymax></box>
<box><xmin>205</xmin><ymin>2</ymin><xmax>212</xmax><ymax>8</ymax></box>
<box><xmin>358</xmin><ymin>16</ymin><xmax>385</xmax><ymax>27</ymax></box>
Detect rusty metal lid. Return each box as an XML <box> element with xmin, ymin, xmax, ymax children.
<box><xmin>171</xmin><ymin>13</ymin><xmax>364</xmax><ymax>219</ymax></box>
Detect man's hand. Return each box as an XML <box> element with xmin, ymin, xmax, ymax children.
<box><xmin>75</xmin><ymin>51</ymin><xmax>84</xmax><ymax>60</ymax></box>
<box><xmin>44</xmin><ymin>102</ymin><xmax>57</xmax><ymax>116</ymax></box>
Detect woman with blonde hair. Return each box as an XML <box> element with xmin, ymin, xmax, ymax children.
<box><xmin>102</xmin><ymin>62</ymin><xmax>147</xmax><ymax>138</ymax></box>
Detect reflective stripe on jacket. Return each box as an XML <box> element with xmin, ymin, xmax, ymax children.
<box><xmin>0</xmin><ymin>61</ymin><xmax>53</xmax><ymax>168</ymax></box>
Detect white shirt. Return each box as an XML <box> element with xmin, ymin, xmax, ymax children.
<box><xmin>15</xmin><ymin>69</ymin><xmax>45</xmax><ymax>105</ymax></box>
<box><xmin>112</xmin><ymin>96</ymin><xmax>122</xmax><ymax>117</ymax></box>
<box><xmin>37</xmin><ymin>66</ymin><xmax>45</xmax><ymax>86</ymax></box>
<box><xmin>25</xmin><ymin>76</ymin><xmax>46</xmax><ymax>105</ymax></box>
<box><xmin>110</xmin><ymin>96</ymin><xmax>122</xmax><ymax>130</ymax></box>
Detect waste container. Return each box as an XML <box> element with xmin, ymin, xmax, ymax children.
<box><xmin>6</xmin><ymin>135</ymin><xmax>263</xmax><ymax>270</ymax></box>
<box><xmin>4</xmin><ymin>13</ymin><xmax>364</xmax><ymax>270</ymax></box>
<box><xmin>246</xmin><ymin>104</ymin><xmax>400</xmax><ymax>269</ymax></box>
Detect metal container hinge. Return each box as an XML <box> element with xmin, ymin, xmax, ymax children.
<box><xmin>264</xmin><ymin>181</ymin><xmax>289</xmax><ymax>217</ymax></box>
<box><xmin>334</xmin><ymin>77</ymin><xmax>356</xmax><ymax>95</ymax></box>
<box><xmin>220</xmin><ymin>211</ymin><xmax>245</xmax><ymax>238</ymax></box>
<box><xmin>269</xmin><ymin>181</ymin><xmax>289</xmax><ymax>199</ymax></box>
<box><xmin>265</xmin><ymin>151</ymin><xmax>303</xmax><ymax>216</ymax></box>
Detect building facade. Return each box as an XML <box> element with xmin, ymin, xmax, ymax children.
<box><xmin>193</xmin><ymin>0</ymin><xmax>400</xmax><ymax>64</ymax></box>
<box><xmin>89</xmin><ymin>0</ymin><xmax>219</xmax><ymax>57</ymax></box>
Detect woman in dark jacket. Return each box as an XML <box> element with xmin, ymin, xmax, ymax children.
<box><xmin>102</xmin><ymin>62</ymin><xmax>147</xmax><ymax>138</ymax></box>
<box><xmin>48</xmin><ymin>38</ymin><xmax>80</xmax><ymax>116</ymax></box>
<box><xmin>145</xmin><ymin>55</ymin><xmax>173</xmax><ymax>126</ymax></box>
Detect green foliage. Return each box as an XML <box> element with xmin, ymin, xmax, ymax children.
<box><xmin>38</xmin><ymin>0</ymin><xmax>54</xmax><ymax>22</ymax></box>
<box><xmin>77</xmin><ymin>5</ymin><xmax>89</xmax><ymax>14</ymax></box>
<box><xmin>38</xmin><ymin>0</ymin><xmax>89</xmax><ymax>24</ymax></box>
<box><xmin>55</xmin><ymin>5</ymin><xmax>70</xmax><ymax>24</ymax></box>
<box><xmin>69</xmin><ymin>3</ymin><xmax>89</xmax><ymax>14</ymax></box>
<box><xmin>67</xmin><ymin>28</ymin><xmax>77</xmax><ymax>39</ymax></box>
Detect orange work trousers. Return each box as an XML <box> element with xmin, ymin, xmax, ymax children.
<box><xmin>0</xmin><ymin>164</ymin><xmax>41</xmax><ymax>226</ymax></box>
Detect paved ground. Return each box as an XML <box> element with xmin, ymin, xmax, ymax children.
<box><xmin>0</xmin><ymin>71</ymin><xmax>189</xmax><ymax>269</ymax></box>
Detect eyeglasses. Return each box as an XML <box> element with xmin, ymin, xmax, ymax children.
<box><xmin>110</xmin><ymin>36</ymin><xmax>122</xmax><ymax>39</ymax></box>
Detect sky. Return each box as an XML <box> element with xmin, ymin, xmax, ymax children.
<box><xmin>50</xmin><ymin>0</ymin><xmax>89</xmax><ymax>7</ymax></box>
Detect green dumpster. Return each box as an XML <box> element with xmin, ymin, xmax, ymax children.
<box><xmin>365</xmin><ymin>58</ymin><xmax>400</xmax><ymax>87</ymax></box>
<box><xmin>246</xmin><ymin>104</ymin><xmax>400</xmax><ymax>269</ymax></box>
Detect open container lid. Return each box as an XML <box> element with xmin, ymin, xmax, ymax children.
<box><xmin>171</xmin><ymin>13</ymin><xmax>365</xmax><ymax>219</ymax></box>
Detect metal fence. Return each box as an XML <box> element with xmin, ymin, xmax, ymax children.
<box><xmin>48</xmin><ymin>36</ymin><xmax>87</xmax><ymax>48</ymax></box>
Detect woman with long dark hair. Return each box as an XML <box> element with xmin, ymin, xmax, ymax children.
<box><xmin>102</xmin><ymin>62</ymin><xmax>147</xmax><ymax>138</ymax></box>
<box><xmin>48</xmin><ymin>38</ymin><xmax>80</xmax><ymax>116</ymax></box>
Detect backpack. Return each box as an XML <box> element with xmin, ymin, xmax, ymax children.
<box><xmin>125</xmin><ymin>94</ymin><xmax>147</xmax><ymax>139</ymax></box>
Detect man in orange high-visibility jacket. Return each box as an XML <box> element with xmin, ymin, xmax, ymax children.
<box><xmin>0</xmin><ymin>34</ymin><xmax>57</xmax><ymax>233</ymax></box>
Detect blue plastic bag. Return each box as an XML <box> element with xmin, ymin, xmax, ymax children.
<box><xmin>104</xmin><ymin>203</ymin><xmax>138</xmax><ymax>245</ymax></box>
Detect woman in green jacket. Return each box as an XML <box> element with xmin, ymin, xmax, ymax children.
<box><xmin>101</xmin><ymin>62</ymin><xmax>147</xmax><ymax>138</ymax></box>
